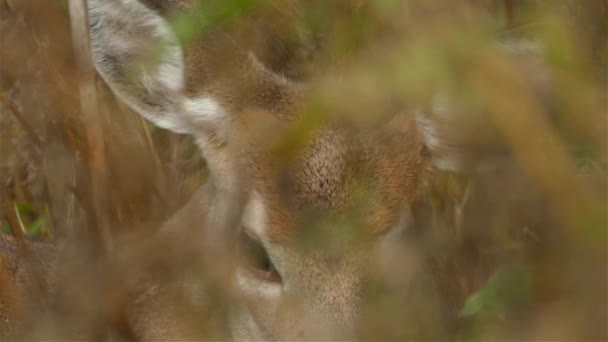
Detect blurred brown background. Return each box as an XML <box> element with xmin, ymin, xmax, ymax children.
<box><xmin>0</xmin><ymin>0</ymin><xmax>606</xmax><ymax>340</ymax></box>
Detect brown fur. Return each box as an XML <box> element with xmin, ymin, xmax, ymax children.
<box><xmin>88</xmin><ymin>1</ymin><xmax>441</xmax><ymax>339</ymax></box>
<box><xmin>0</xmin><ymin>234</ymin><xmax>57</xmax><ymax>339</ymax></box>
<box><xmin>0</xmin><ymin>1</ymin><xmax>443</xmax><ymax>339</ymax></box>
<box><xmin>245</xmin><ymin>118</ymin><xmax>432</xmax><ymax>241</ymax></box>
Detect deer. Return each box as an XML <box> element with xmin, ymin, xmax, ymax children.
<box><xmin>1</xmin><ymin>0</ymin><xmax>543</xmax><ymax>340</ymax></box>
<box><xmin>83</xmin><ymin>1</ymin><xmax>457</xmax><ymax>340</ymax></box>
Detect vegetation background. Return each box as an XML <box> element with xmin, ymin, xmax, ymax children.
<box><xmin>0</xmin><ymin>0</ymin><xmax>606</xmax><ymax>340</ymax></box>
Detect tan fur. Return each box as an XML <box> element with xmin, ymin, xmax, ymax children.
<box><xmin>0</xmin><ymin>234</ymin><xmax>57</xmax><ymax>339</ymax></box>
<box><xmin>246</xmin><ymin>119</ymin><xmax>432</xmax><ymax>241</ymax></box>
<box><xmin>1</xmin><ymin>1</ymin><xmax>443</xmax><ymax>340</ymax></box>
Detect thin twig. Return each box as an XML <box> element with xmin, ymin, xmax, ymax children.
<box><xmin>454</xmin><ymin>179</ymin><xmax>473</xmax><ymax>245</ymax></box>
<box><xmin>68</xmin><ymin>0</ymin><xmax>112</xmax><ymax>253</ymax></box>
<box><xmin>138</xmin><ymin>114</ymin><xmax>162</xmax><ymax>167</ymax></box>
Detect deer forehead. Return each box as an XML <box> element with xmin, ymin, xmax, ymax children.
<box><xmin>244</xmin><ymin>124</ymin><xmax>428</xmax><ymax>242</ymax></box>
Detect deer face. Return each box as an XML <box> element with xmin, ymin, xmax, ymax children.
<box><xmin>227</xmin><ymin>120</ymin><xmax>437</xmax><ymax>339</ymax></box>
<box><xmin>89</xmin><ymin>0</ymin><xmax>447</xmax><ymax>339</ymax></box>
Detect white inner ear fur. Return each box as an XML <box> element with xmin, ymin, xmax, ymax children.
<box><xmin>120</xmin><ymin>5</ymin><xmax>234</xmax><ymax>140</ymax></box>
<box><xmin>416</xmin><ymin>110</ymin><xmax>462</xmax><ymax>172</ymax></box>
<box><xmin>122</xmin><ymin>0</ymin><xmax>184</xmax><ymax>94</ymax></box>
<box><xmin>91</xmin><ymin>0</ymin><xmax>237</xmax><ymax>139</ymax></box>
<box><xmin>89</xmin><ymin>0</ymin><xmax>190</xmax><ymax>132</ymax></box>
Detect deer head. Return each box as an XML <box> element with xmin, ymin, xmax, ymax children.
<box><xmin>88</xmin><ymin>0</ymin><xmax>455</xmax><ymax>339</ymax></box>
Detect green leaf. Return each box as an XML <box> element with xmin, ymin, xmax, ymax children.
<box><xmin>459</xmin><ymin>291</ymin><xmax>485</xmax><ymax>317</ymax></box>
<box><xmin>12</xmin><ymin>202</ymin><xmax>46</xmax><ymax>238</ymax></box>
<box><xmin>17</xmin><ymin>202</ymin><xmax>36</xmax><ymax>215</ymax></box>
<box><xmin>459</xmin><ymin>262</ymin><xmax>531</xmax><ymax>318</ymax></box>
<box><xmin>26</xmin><ymin>216</ymin><xmax>45</xmax><ymax>237</ymax></box>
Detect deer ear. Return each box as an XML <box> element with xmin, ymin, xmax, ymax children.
<box><xmin>88</xmin><ymin>0</ymin><xmax>193</xmax><ymax>134</ymax></box>
<box><xmin>417</xmin><ymin>93</ymin><xmax>512</xmax><ymax>174</ymax></box>
<box><xmin>417</xmin><ymin>37</ymin><xmax>548</xmax><ymax>174</ymax></box>
<box><xmin>416</xmin><ymin>104</ymin><xmax>465</xmax><ymax>173</ymax></box>
<box><xmin>417</xmin><ymin>95</ymin><xmax>516</xmax><ymax>174</ymax></box>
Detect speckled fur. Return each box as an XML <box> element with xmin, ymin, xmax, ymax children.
<box><xmin>229</xmin><ymin>120</ymin><xmax>433</xmax><ymax>339</ymax></box>
<box><xmin>0</xmin><ymin>234</ymin><xmax>57</xmax><ymax>340</ymax></box>
<box><xmin>2</xmin><ymin>1</ymin><xmax>440</xmax><ymax>340</ymax></box>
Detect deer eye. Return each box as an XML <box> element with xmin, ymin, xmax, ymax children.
<box><xmin>238</xmin><ymin>228</ymin><xmax>281</xmax><ymax>283</ymax></box>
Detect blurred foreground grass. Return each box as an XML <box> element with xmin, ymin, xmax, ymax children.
<box><xmin>0</xmin><ymin>0</ymin><xmax>606</xmax><ymax>340</ymax></box>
